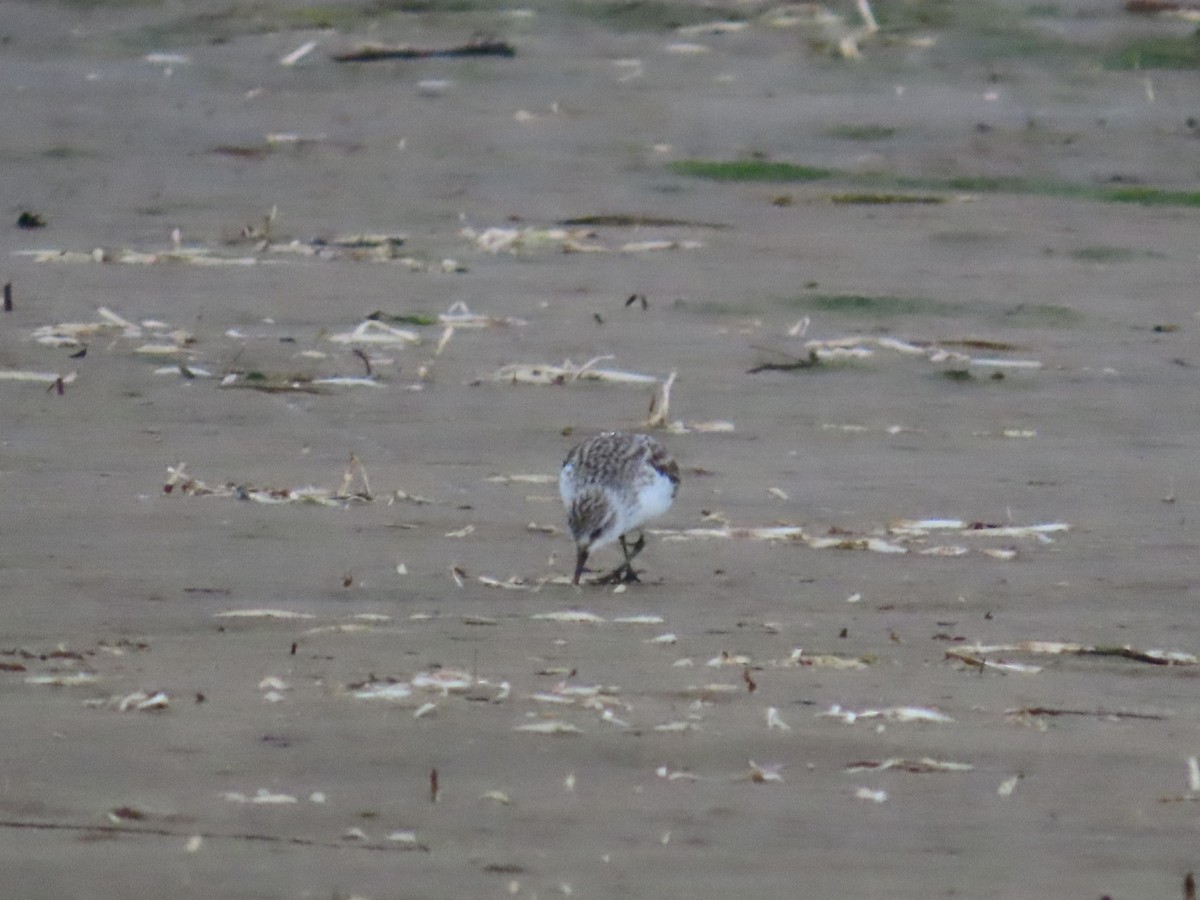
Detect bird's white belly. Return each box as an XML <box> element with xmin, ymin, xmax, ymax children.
<box><xmin>622</xmin><ymin>470</ymin><xmax>675</xmax><ymax>530</ymax></box>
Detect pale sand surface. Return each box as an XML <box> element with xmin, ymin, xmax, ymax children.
<box><xmin>3</xmin><ymin>2</ymin><xmax>1200</xmax><ymax>898</ymax></box>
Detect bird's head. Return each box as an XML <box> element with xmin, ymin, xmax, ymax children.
<box><xmin>568</xmin><ymin>491</ymin><xmax>617</xmax><ymax>585</ymax></box>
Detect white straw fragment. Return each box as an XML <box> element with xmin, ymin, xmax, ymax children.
<box><xmin>352</xmin><ymin>682</ymin><xmax>413</xmax><ymax>701</ymax></box>
<box><xmin>222</xmin><ymin>789</ymin><xmax>298</xmax><ymax>804</ymax></box>
<box><xmin>26</xmin><ymin>672</ymin><xmax>100</xmax><ymax>686</ymax></box>
<box><xmin>662</xmin><ymin>43</ymin><xmax>710</xmax><ymax>56</ymax></box>
<box><xmin>854</xmin><ymin>787</ymin><xmax>888</xmax><ymax>803</ymax></box>
<box><xmin>844</xmin><ymin>758</ymin><xmax>972</xmax><ymax>773</ymax></box>
<box><xmin>414</xmin><ymin>702</ymin><xmax>438</xmax><ymax>719</ymax></box>
<box><xmin>478</xmin><ymin>575</ymin><xmax>534</xmax><ymax>591</ymax></box>
<box><xmin>311</xmin><ymin>376</ymin><xmax>383</xmax><ymax>387</ymax></box>
<box><xmin>981</xmin><ymin>548</ymin><xmax>1017</xmax><ymax>560</ymax></box>
<box><xmin>783</xmin><ymin>649</ymin><xmax>869</xmax><ymax>670</ymax></box>
<box><xmin>487</xmin><ymin>473</ymin><xmax>557</xmax><ymax>484</ymax></box>
<box><xmin>280</xmin><ymin>40</ymin><xmax>318</xmax><ymax>66</ymax></box>
<box><xmin>919</xmin><ymin>545</ymin><xmax>971</xmax><ymax>556</ymax></box>
<box><xmin>621</xmin><ymin>239</ymin><xmax>704</xmax><ymax>252</ymax></box>
<box><xmin>651</xmin><ymin>517</ymin><xmax>1069</xmax><ymax>559</ymax></box>
<box><xmin>820</xmin><ymin>704</ymin><xmax>953</xmax><ymax>724</ymax></box>
<box><xmin>145</xmin><ymin>52</ymin><xmax>191</xmax><ymax>66</ymax></box>
<box><xmin>513</xmin><ymin>720</ymin><xmax>583</xmax><ymax>735</ymax></box>
<box><xmin>945</xmin><ymin>650</ymin><xmax>1043</xmax><ymax>674</ymax></box>
<box><xmin>531</xmin><ymin>611</ymin><xmax>606</xmax><ymax>624</ymax></box>
<box><xmin>118</xmin><ymin>691</ymin><xmax>170</xmax><ymax>711</ymax></box>
<box><xmin>971</xmin><ymin>358</ymin><xmax>1043</xmax><ymax>369</ymax></box>
<box><xmin>327</xmin><ymin>320</ymin><xmax>420</xmax><ymax>346</ymax></box>
<box><xmin>411</xmin><ymin>670</ymin><xmax>477</xmax><ymax>694</ymax></box>
<box><xmin>766</xmin><ymin>707</ymin><xmax>791</xmax><ymax>731</ymax></box>
<box><xmin>890</xmin><ymin>518</ymin><xmax>967</xmax><ymax>532</ymax></box>
<box><xmin>134</xmin><ymin>342</ymin><xmax>185</xmax><ymax>356</ymax></box>
<box><xmin>487</xmin><ymin>358</ymin><xmax>658</xmax><ymax>385</ymax></box>
<box><xmin>0</xmin><ymin>369</ymin><xmax>70</xmax><ymax>383</ymax></box>
<box><xmin>677</xmin><ymin>20</ymin><xmax>748</xmax><ymax>35</ymax></box>
<box><xmin>961</xmin><ymin>523</ymin><xmax>1070</xmax><ymax>538</ymax></box>
<box><xmin>667</xmin><ymin>419</ymin><xmax>736</xmax><ymax>434</ymax></box>
<box><xmin>462</xmin><ymin>225</ymin><xmax>602</xmax><ymax>254</ymax></box>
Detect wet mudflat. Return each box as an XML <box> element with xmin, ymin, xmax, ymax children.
<box><xmin>2</xmin><ymin>2</ymin><xmax>1200</xmax><ymax>898</ymax></box>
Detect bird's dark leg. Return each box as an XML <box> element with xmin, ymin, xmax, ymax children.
<box><xmin>572</xmin><ymin>545</ymin><xmax>589</xmax><ymax>586</ymax></box>
<box><xmin>623</xmin><ymin>532</ymin><xmax>646</xmax><ymax>563</ymax></box>
<box><xmin>600</xmin><ymin>533</ymin><xmax>645</xmax><ymax>584</ymax></box>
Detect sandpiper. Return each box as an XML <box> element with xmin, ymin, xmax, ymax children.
<box><xmin>559</xmin><ymin>431</ymin><xmax>680</xmax><ymax>585</ymax></box>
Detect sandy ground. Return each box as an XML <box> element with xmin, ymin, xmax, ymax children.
<box><xmin>3</xmin><ymin>1</ymin><xmax>1200</xmax><ymax>897</ymax></box>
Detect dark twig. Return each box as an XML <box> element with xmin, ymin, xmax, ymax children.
<box><xmin>747</xmin><ymin>348</ymin><xmax>820</xmax><ymax>374</ymax></box>
<box><xmin>1010</xmin><ymin>706</ymin><xmax>1168</xmax><ymax>720</ymax></box>
<box><xmin>1078</xmin><ymin>646</ymin><xmax>1182</xmax><ymax>665</ymax></box>
<box><xmin>1125</xmin><ymin>0</ymin><xmax>1200</xmax><ymax>12</ymax></box>
<box><xmin>352</xmin><ymin>348</ymin><xmax>373</xmax><ymax>377</ymax></box>
<box><xmin>560</xmin><ymin>215</ymin><xmax>729</xmax><ymax>229</ymax></box>
<box><xmin>333</xmin><ymin>40</ymin><xmax>515</xmax><ymax>62</ymax></box>
<box><xmin>0</xmin><ymin>818</ymin><xmax>428</xmax><ymax>851</ymax></box>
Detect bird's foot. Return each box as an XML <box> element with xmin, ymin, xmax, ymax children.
<box><xmin>597</xmin><ymin>563</ymin><xmax>641</xmax><ymax>585</ymax></box>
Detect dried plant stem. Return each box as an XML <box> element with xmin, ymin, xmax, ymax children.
<box><xmin>644</xmin><ymin>371</ymin><xmax>677</xmax><ymax>428</ymax></box>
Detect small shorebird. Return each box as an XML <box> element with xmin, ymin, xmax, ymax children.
<box><xmin>559</xmin><ymin>431</ymin><xmax>680</xmax><ymax>585</ymax></box>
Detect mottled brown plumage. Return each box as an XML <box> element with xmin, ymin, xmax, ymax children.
<box><xmin>559</xmin><ymin>432</ymin><xmax>679</xmax><ymax>584</ymax></box>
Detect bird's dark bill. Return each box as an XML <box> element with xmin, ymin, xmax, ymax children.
<box><xmin>573</xmin><ymin>546</ymin><xmax>589</xmax><ymax>585</ymax></box>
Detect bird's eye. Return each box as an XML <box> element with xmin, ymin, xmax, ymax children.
<box><xmin>590</xmin><ymin>528</ymin><xmax>603</xmax><ymax>542</ymax></box>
